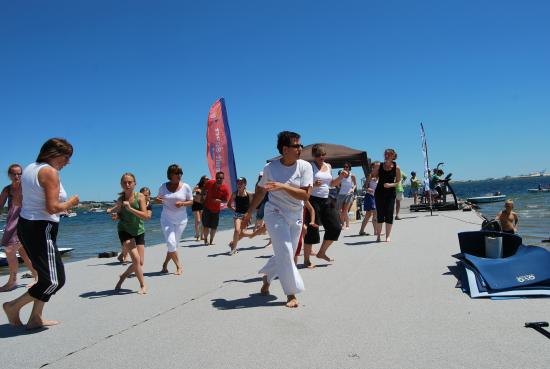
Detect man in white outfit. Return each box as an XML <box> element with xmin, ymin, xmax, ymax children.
<box><xmin>243</xmin><ymin>131</ymin><xmax>313</xmax><ymax>308</ymax></box>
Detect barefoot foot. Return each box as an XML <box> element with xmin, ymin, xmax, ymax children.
<box><xmin>316</xmin><ymin>253</ymin><xmax>334</xmax><ymax>262</ymax></box>
<box><xmin>26</xmin><ymin>318</ymin><xmax>59</xmax><ymax>330</ymax></box>
<box><xmin>385</xmin><ymin>237</ymin><xmax>391</xmax><ymax>243</ymax></box>
<box><xmin>286</xmin><ymin>295</ymin><xmax>299</xmax><ymax>308</ymax></box>
<box><xmin>138</xmin><ymin>286</ymin><xmax>148</xmax><ymax>295</ymax></box>
<box><xmin>3</xmin><ymin>302</ymin><xmax>23</xmax><ymax>326</ymax></box>
<box><xmin>304</xmin><ymin>260</ymin><xmax>316</xmax><ymax>269</ymax></box>
<box><xmin>260</xmin><ymin>275</ymin><xmax>270</xmax><ymax>295</ymax></box>
<box><xmin>175</xmin><ymin>266</ymin><xmax>183</xmax><ymax>275</ymax></box>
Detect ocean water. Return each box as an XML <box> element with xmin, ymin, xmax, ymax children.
<box><xmin>448</xmin><ymin>176</ymin><xmax>550</xmax><ymax>246</ymax></box>
<box><xmin>2</xmin><ymin>176</ymin><xmax>550</xmax><ymax>273</ymax></box>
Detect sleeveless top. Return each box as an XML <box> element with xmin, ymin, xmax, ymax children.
<box><xmin>311</xmin><ymin>162</ymin><xmax>333</xmax><ymax>198</ymax></box>
<box><xmin>235</xmin><ymin>192</ymin><xmax>250</xmax><ymax>214</ymax></box>
<box><xmin>20</xmin><ymin>162</ymin><xmax>68</xmax><ymax>223</ymax></box>
<box><xmin>376</xmin><ymin>162</ymin><xmax>397</xmax><ymax>197</ymax></box>
<box><xmin>118</xmin><ymin>192</ymin><xmax>145</xmax><ymax>236</ymax></box>
<box><xmin>338</xmin><ymin>173</ymin><xmax>354</xmax><ymax>195</ymax></box>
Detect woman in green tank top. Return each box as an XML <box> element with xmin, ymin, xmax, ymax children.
<box><xmin>107</xmin><ymin>173</ymin><xmax>151</xmax><ymax>295</ymax></box>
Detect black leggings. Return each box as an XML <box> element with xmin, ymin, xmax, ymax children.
<box><xmin>304</xmin><ymin>195</ymin><xmax>342</xmax><ymax>244</ymax></box>
<box><xmin>375</xmin><ymin>193</ymin><xmax>396</xmax><ymax>224</ymax></box>
<box><xmin>17</xmin><ymin>217</ymin><xmax>65</xmax><ymax>302</ymax></box>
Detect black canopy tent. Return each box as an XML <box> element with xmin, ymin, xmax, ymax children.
<box><xmin>268</xmin><ymin>143</ymin><xmax>370</xmax><ymax>178</ymax></box>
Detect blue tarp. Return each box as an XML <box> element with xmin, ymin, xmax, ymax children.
<box><xmin>464</xmin><ymin>245</ymin><xmax>550</xmax><ymax>290</ymax></box>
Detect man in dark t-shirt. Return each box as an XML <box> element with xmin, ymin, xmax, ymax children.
<box><xmin>201</xmin><ymin>171</ymin><xmax>229</xmax><ymax>245</ymax></box>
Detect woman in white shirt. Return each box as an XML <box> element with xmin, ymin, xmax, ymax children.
<box><xmin>336</xmin><ymin>162</ymin><xmax>357</xmax><ymax>229</ymax></box>
<box><xmin>243</xmin><ymin>131</ymin><xmax>313</xmax><ymax>308</ymax></box>
<box><xmin>3</xmin><ymin>138</ymin><xmax>79</xmax><ymax>330</ymax></box>
<box><xmin>157</xmin><ymin>164</ymin><xmax>193</xmax><ymax>275</ymax></box>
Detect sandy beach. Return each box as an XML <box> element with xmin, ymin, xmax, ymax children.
<box><xmin>1</xmin><ymin>198</ymin><xmax>549</xmax><ymax>369</ymax></box>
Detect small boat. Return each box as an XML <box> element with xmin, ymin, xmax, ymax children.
<box><xmin>0</xmin><ymin>247</ymin><xmax>74</xmax><ymax>267</ymax></box>
<box><xmin>527</xmin><ymin>188</ymin><xmax>550</xmax><ymax>193</ymax></box>
<box><xmin>466</xmin><ymin>194</ymin><xmax>506</xmax><ymax>204</ymax></box>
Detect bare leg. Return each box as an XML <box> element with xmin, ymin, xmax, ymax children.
<box><xmin>260</xmin><ymin>275</ymin><xmax>270</xmax><ymax>295</ymax></box>
<box><xmin>0</xmin><ymin>245</ymin><xmax>18</xmax><ymax>292</ymax></box>
<box><xmin>128</xmin><ymin>246</ymin><xmax>147</xmax><ymax>294</ymax></box>
<box><xmin>26</xmin><ymin>299</ymin><xmax>59</xmax><ymax>330</ymax></box>
<box><xmin>385</xmin><ymin>223</ymin><xmax>393</xmax><ymax>242</ymax></box>
<box><xmin>286</xmin><ymin>295</ymin><xmax>299</xmax><ymax>308</ymax></box>
<box><xmin>344</xmin><ymin>202</ymin><xmax>353</xmax><ymax>228</ymax></box>
<box><xmin>202</xmin><ymin>227</ymin><xmax>210</xmax><ymax>245</ymax></box>
<box><xmin>316</xmin><ymin>239</ymin><xmax>335</xmax><ymax>262</ymax></box>
<box><xmin>17</xmin><ymin>245</ymin><xmax>38</xmax><ymax>287</ymax></box>
<box><xmin>375</xmin><ymin>221</ymin><xmax>383</xmax><ymax>242</ymax></box>
<box><xmin>209</xmin><ymin>228</ymin><xmax>217</xmax><ymax>245</ymax></box>
<box><xmin>161</xmin><ymin>253</ymin><xmax>170</xmax><ymax>273</ymax></box>
<box><xmin>359</xmin><ymin>211</ymin><xmax>372</xmax><ymax>235</ymax></box>
<box><xmin>2</xmin><ymin>291</ymin><xmax>34</xmax><ymax>326</ymax></box>
<box><xmin>230</xmin><ymin>218</ymin><xmax>241</xmax><ymax>254</ymax></box>
<box><xmin>170</xmin><ymin>251</ymin><xmax>183</xmax><ymax>275</ymax></box>
<box><xmin>395</xmin><ymin>199</ymin><xmax>401</xmax><ymax>219</ymax></box>
<box><xmin>193</xmin><ymin>211</ymin><xmax>201</xmax><ymax>239</ymax></box>
<box><xmin>303</xmin><ymin>244</ymin><xmax>315</xmax><ymax>268</ymax></box>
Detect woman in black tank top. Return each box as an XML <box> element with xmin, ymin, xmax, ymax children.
<box><xmin>370</xmin><ymin>149</ymin><xmax>401</xmax><ymax>242</ymax></box>
<box><xmin>228</xmin><ymin>177</ymin><xmax>252</xmax><ymax>254</ymax></box>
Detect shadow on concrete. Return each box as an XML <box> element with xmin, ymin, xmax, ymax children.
<box><xmin>211</xmin><ymin>293</ymin><xmax>286</xmax><ymax>310</ymax></box>
<box><xmin>297</xmin><ymin>263</ymin><xmax>329</xmax><ymax>269</ymax></box>
<box><xmin>79</xmin><ymin>289</ymin><xmax>134</xmax><ymax>299</ymax></box>
<box><xmin>255</xmin><ymin>255</ymin><xmax>272</xmax><ymax>259</ymax></box>
<box><xmin>236</xmin><ymin>245</ymin><xmax>266</xmax><ymax>252</ymax></box>
<box><xmin>223</xmin><ymin>276</ymin><xmax>263</xmax><ymax>284</ymax></box>
<box><xmin>344</xmin><ymin>240</ymin><xmax>380</xmax><ymax>246</ymax></box>
<box><xmin>87</xmin><ymin>261</ymin><xmax>124</xmax><ymax>267</ymax></box>
<box><xmin>207</xmin><ymin>251</ymin><xmax>231</xmax><ymax>258</ymax></box>
<box><xmin>143</xmin><ymin>271</ymin><xmax>169</xmax><ymax>277</ymax></box>
<box><xmin>181</xmin><ymin>243</ymin><xmax>207</xmax><ymax>248</ymax></box>
<box><xmin>0</xmin><ymin>324</ymin><xmax>48</xmax><ymax>338</ymax></box>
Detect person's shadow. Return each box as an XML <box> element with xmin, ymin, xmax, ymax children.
<box><xmin>79</xmin><ymin>289</ymin><xmax>134</xmax><ymax>299</ymax></box>
<box><xmin>211</xmin><ymin>293</ymin><xmax>286</xmax><ymax>310</ymax></box>
<box><xmin>0</xmin><ymin>324</ymin><xmax>48</xmax><ymax>338</ymax></box>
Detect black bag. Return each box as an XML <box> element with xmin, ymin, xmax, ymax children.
<box><xmin>481</xmin><ymin>217</ymin><xmax>502</xmax><ymax>232</ymax></box>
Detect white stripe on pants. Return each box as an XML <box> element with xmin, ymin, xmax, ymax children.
<box><xmin>161</xmin><ymin>217</ymin><xmax>188</xmax><ymax>252</ymax></box>
<box><xmin>259</xmin><ymin>202</ymin><xmax>305</xmax><ymax>296</ymax></box>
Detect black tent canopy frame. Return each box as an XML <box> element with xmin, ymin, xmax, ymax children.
<box><xmin>268</xmin><ymin>143</ymin><xmax>370</xmax><ymax>178</ymax></box>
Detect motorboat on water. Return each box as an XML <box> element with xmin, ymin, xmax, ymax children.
<box><xmin>466</xmin><ymin>193</ymin><xmax>506</xmax><ymax>204</ymax></box>
<box><xmin>527</xmin><ymin>188</ymin><xmax>550</xmax><ymax>193</ymax></box>
<box><xmin>0</xmin><ymin>247</ymin><xmax>74</xmax><ymax>267</ymax></box>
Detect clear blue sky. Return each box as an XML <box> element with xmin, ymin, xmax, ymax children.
<box><xmin>1</xmin><ymin>0</ymin><xmax>549</xmax><ymax>200</ymax></box>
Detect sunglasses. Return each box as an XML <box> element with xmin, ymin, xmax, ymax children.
<box><xmin>10</xmin><ymin>172</ymin><xmax>22</xmax><ymax>176</ymax></box>
<box><xmin>314</xmin><ymin>153</ymin><xmax>326</xmax><ymax>158</ymax></box>
<box><xmin>216</xmin><ymin>177</ymin><xmax>224</xmax><ymax>180</ymax></box>
<box><xmin>287</xmin><ymin>143</ymin><xmax>304</xmax><ymax>149</ymax></box>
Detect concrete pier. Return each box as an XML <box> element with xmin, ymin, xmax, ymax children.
<box><xmin>1</xmin><ymin>198</ymin><xmax>549</xmax><ymax>369</ymax></box>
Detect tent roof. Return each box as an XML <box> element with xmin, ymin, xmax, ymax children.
<box><xmin>268</xmin><ymin>143</ymin><xmax>370</xmax><ymax>177</ymax></box>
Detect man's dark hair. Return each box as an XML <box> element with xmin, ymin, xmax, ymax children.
<box><xmin>276</xmin><ymin>131</ymin><xmax>301</xmax><ymax>155</ymax></box>
<box><xmin>215</xmin><ymin>171</ymin><xmax>225</xmax><ymax>178</ymax></box>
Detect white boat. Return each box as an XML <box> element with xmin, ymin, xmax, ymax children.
<box><xmin>527</xmin><ymin>188</ymin><xmax>550</xmax><ymax>193</ymax></box>
<box><xmin>1</xmin><ymin>247</ymin><xmax>74</xmax><ymax>267</ymax></box>
<box><xmin>90</xmin><ymin>207</ymin><xmax>106</xmax><ymax>213</ymax></box>
<box><xmin>466</xmin><ymin>194</ymin><xmax>506</xmax><ymax>204</ymax></box>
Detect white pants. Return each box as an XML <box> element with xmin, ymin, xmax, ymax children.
<box><xmin>259</xmin><ymin>202</ymin><xmax>305</xmax><ymax>296</ymax></box>
<box><xmin>161</xmin><ymin>217</ymin><xmax>188</xmax><ymax>252</ymax></box>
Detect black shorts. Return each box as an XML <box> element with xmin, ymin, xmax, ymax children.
<box><xmin>202</xmin><ymin>208</ymin><xmax>220</xmax><ymax>229</ymax></box>
<box><xmin>118</xmin><ymin>231</ymin><xmax>145</xmax><ymax>245</ymax></box>
<box><xmin>17</xmin><ymin>217</ymin><xmax>65</xmax><ymax>302</ymax></box>
<box><xmin>304</xmin><ymin>195</ymin><xmax>342</xmax><ymax>244</ymax></box>
<box><xmin>191</xmin><ymin>201</ymin><xmax>204</xmax><ymax>212</ymax></box>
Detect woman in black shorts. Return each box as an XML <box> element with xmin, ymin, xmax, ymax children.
<box><xmin>303</xmin><ymin>144</ymin><xmax>348</xmax><ymax>266</ymax></box>
<box><xmin>370</xmin><ymin>149</ymin><xmax>401</xmax><ymax>242</ymax></box>
<box><xmin>192</xmin><ymin>175</ymin><xmax>208</xmax><ymax>240</ymax></box>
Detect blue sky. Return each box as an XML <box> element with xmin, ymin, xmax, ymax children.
<box><xmin>1</xmin><ymin>0</ymin><xmax>549</xmax><ymax>200</ymax></box>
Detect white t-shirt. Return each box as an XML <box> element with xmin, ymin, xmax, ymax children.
<box><xmin>367</xmin><ymin>178</ymin><xmax>378</xmax><ymax>195</ymax></box>
<box><xmin>259</xmin><ymin>159</ymin><xmax>313</xmax><ymax>212</ymax></box>
<box><xmin>311</xmin><ymin>162</ymin><xmax>333</xmax><ymax>198</ymax></box>
<box><xmin>158</xmin><ymin>182</ymin><xmax>193</xmax><ymax>224</ymax></box>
